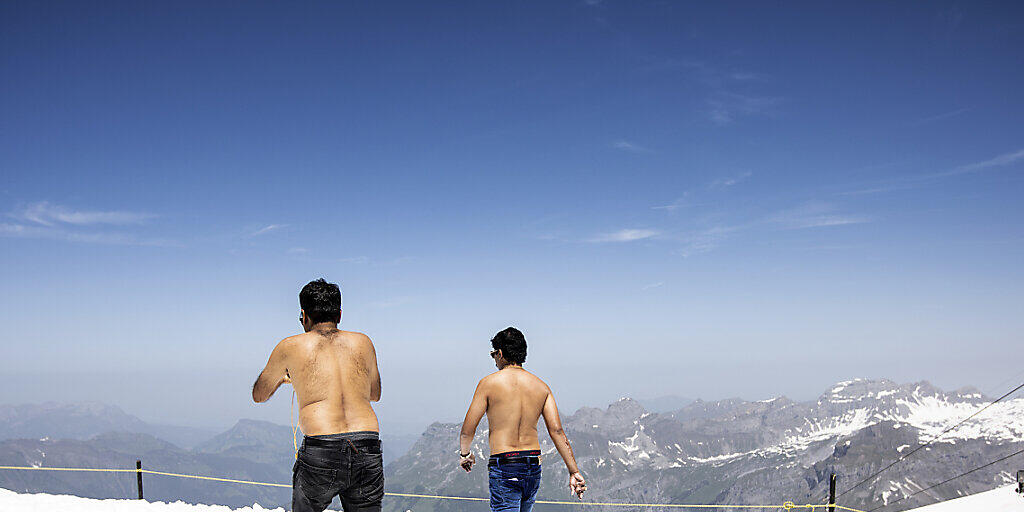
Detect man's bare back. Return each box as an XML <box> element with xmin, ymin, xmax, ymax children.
<box><xmin>253</xmin><ymin>327</ymin><xmax>381</xmax><ymax>435</ymax></box>
<box><xmin>477</xmin><ymin>367</ymin><xmax>551</xmax><ymax>454</ymax></box>
<box><xmin>255</xmin><ymin>279</ymin><xmax>386</xmax><ymax>512</ymax></box>
<box><xmin>460</xmin><ymin>327</ymin><xmax>586</xmax><ymax>502</ymax></box>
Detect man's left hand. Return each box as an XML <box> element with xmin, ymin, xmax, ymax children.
<box><xmin>460</xmin><ymin>453</ymin><xmax>476</xmax><ymax>472</ymax></box>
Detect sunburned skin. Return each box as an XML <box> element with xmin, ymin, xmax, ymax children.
<box><xmin>252</xmin><ymin>325</ymin><xmax>381</xmax><ymax>435</ymax></box>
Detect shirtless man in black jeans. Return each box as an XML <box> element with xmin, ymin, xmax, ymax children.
<box><xmin>459</xmin><ymin>327</ymin><xmax>587</xmax><ymax>512</ymax></box>
<box><xmin>253</xmin><ymin>278</ymin><xmax>383</xmax><ymax>512</ymax></box>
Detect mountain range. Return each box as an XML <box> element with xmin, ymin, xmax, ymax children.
<box><xmin>0</xmin><ymin>402</ymin><xmax>216</xmax><ymax>449</ymax></box>
<box><xmin>1</xmin><ymin>379</ymin><xmax>1022</xmax><ymax>511</ymax></box>
<box><xmin>384</xmin><ymin>379</ymin><xmax>1024</xmax><ymax>512</ymax></box>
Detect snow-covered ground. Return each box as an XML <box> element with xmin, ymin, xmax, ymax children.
<box><xmin>1</xmin><ymin>485</ymin><xmax>1022</xmax><ymax>511</ymax></box>
<box><xmin>904</xmin><ymin>484</ymin><xmax>1024</xmax><ymax>510</ymax></box>
<box><xmin>0</xmin><ymin>487</ymin><xmax>284</xmax><ymax>512</ymax></box>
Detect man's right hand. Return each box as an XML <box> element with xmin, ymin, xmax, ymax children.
<box><xmin>460</xmin><ymin>452</ymin><xmax>476</xmax><ymax>472</ymax></box>
<box><xmin>569</xmin><ymin>471</ymin><xmax>586</xmax><ymax>499</ymax></box>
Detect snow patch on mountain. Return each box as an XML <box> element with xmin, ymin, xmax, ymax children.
<box><xmin>764</xmin><ymin>382</ymin><xmax>1024</xmax><ymax>460</ymax></box>
<box><xmin>600</xmin><ymin>379</ymin><xmax>1024</xmax><ymax>473</ymax></box>
<box><xmin>904</xmin><ymin>484</ymin><xmax>1024</xmax><ymax>511</ymax></box>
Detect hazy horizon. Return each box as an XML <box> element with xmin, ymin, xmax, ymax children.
<box><xmin>2</xmin><ymin>372</ymin><xmax>1016</xmax><ymax>436</ymax></box>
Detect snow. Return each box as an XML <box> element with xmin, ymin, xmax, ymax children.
<box><xmin>643</xmin><ymin>383</ymin><xmax>1024</xmax><ymax>471</ymax></box>
<box><xmin>687</xmin><ymin>452</ymin><xmax>745</xmax><ymax>464</ymax></box>
<box><xmin>767</xmin><ymin>389</ymin><xmax>1024</xmax><ymax>459</ymax></box>
<box><xmin>0</xmin><ymin>488</ymin><xmax>285</xmax><ymax>511</ymax></box>
<box><xmin>1</xmin><ymin>484</ymin><xmax>1020</xmax><ymax>512</ymax></box>
<box><xmin>904</xmin><ymin>484</ymin><xmax>1024</xmax><ymax>511</ymax></box>
<box><xmin>900</xmin><ymin>395</ymin><xmax>1024</xmax><ymax>442</ymax></box>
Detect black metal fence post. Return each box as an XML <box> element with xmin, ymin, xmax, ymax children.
<box><xmin>828</xmin><ymin>473</ymin><xmax>836</xmax><ymax>512</ymax></box>
<box><xmin>136</xmin><ymin>460</ymin><xmax>144</xmax><ymax>500</ymax></box>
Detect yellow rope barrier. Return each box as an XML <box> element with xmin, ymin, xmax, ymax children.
<box><xmin>0</xmin><ymin>466</ymin><xmax>137</xmax><ymax>473</ymax></box>
<box><xmin>0</xmin><ymin>465</ymin><xmax>867</xmax><ymax>512</ymax></box>
<box><xmin>142</xmin><ymin>469</ymin><xmax>291</xmax><ymax>488</ymax></box>
<box><xmin>291</xmin><ymin>388</ymin><xmax>299</xmax><ymax>460</ymax></box>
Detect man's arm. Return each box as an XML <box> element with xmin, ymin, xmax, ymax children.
<box><xmin>252</xmin><ymin>339</ymin><xmax>290</xmax><ymax>403</ymax></box>
<box><xmin>365</xmin><ymin>335</ymin><xmax>381</xmax><ymax>402</ymax></box>
<box><xmin>458</xmin><ymin>379</ymin><xmax>488</xmax><ymax>471</ymax></box>
<box><xmin>542</xmin><ymin>390</ymin><xmax>587</xmax><ymax>498</ymax></box>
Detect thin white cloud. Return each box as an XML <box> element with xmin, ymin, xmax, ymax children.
<box><xmin>838</xmin><ymin>148</ymin><xmax>1024</xmax><ymax>196</ymax></box>
<box><xmin>637</xmin><ymin>57</ymin><xmax>765</xmax><ymax>88</ymax></box>
<box><xmin>781</xmin><ymin>215</ymin><xmax>870</xmax><ymax>229</ymax></box>
<box><xmin>287</xmin><ymin>247</ymin><xmax>309</xmax><ymax>255</ymax></box>
<box><xmin>339</xmin><ymin>256</ymin><xmax>370</xmax><ymax>264</ymax></box>
<box><xmin>652</xmin><ymin>199</ymin><xmax>687</xmax><ymax>212</ymax></box>
<box><xmin>767</xmin><ymin>202</ymin><xmax>871</xmax><ymax>230</ymax></box>
<box><xmin>0</xmin><ymin>223</ymin><xmax>175</xmax><ymax>247</ymax></box>
<box><xmin>952</xmin><ymin>148</ymin><xmax>1024</xmax><ymax>174</ymax></box>
<box><xmin>251</xmin><ymin>224</ymin><xmax>288</xmax><ymax>236</ymax></box>
<box><xmin>652</xmin><ymin>191</ymin><xmax>695</xmax><ymax>212</ymax></box>
<box><xmin>3</xmin><ymin>202</ymin><xmax>169</xmax><ymax>246</ymax></box>
<box><xmin>642</xmin><ymin>282</ymin><xmax>664</xmax><ymax>291</ymax></box>
<box><xmin>678</xmin><ymin>225</ymin><xmax>742</xmax><ymax>257</ymax></box>
<box><xmin>729</xmin><ymin>71</ymin><xmax>762</xmax><ymax>81</ymax></box>
<box><xmin>588</xmin><ymin>228</ymin><xmax>660</xmax><ymax>243</ymax></box>
<box><xmin>17</xmin><ymin>202</ymin><xmax>154</xmax><ymax>226</ymax></box>
<box><xmin>612</xmin><ymin>140</ymin><xmax>652</xmax><ymax>153</ymax></box>
<box><xmin>706</xmin><ymin>93</ymin><xmax>781</xmax><ymax>126</ymax></box>
<box><xmin>709</xmin><ymin>171</ymin><xmax>752</xmax><ymax>189</ymax></box>
<box><xmin>912</xmin><ymin>108</ymin><xmax>969</xmax><ymax>125</ymax></box>
<box><xmin>837</xmin><ymin>181</ymin><xmax>926</xmax><ymax>196</ymax></box>
<box><xmin>653</xmin><ymin>173</ymin><xmax>750</xmax><ymax>212</ymax></box>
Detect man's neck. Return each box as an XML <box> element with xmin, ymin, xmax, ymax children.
<box><xmin>310</xmin><ymin>322</ymin><xmax>339</xmax><ymax>333</ymax></box>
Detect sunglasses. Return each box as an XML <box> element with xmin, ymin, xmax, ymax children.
<box><xmin>490</xmin><ymin>349</ymin><xmax>500</xmax><ymax>358</ymax></box>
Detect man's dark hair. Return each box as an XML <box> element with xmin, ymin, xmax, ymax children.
<box><xmin>491</xmin><ymin>327</ymin><xmax>527</xmax><ymax>365</ymax></box>
<box><xmin>299</xmin><ymin>278</ymin><xmax>341</xmax><ymax>324</ymax></box>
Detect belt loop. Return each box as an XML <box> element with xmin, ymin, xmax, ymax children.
<box><xmin>346</xmin><ymin>439</ymin><xmax>360</xmax><ymax>453</ymax></box>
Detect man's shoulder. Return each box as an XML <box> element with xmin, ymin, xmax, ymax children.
<box><xmin>339</xmin><ymin>330</ymin><xmax>372</xmax><ymax>343</ymax></box>
<box><xmin>275</xmin><ymin>333</ymin><xmax>313</xmax><ymax>352</ymax></box>
<box><xmin>478</xmin><ymin>371</ymin><xmax>506</xmax><ymax>389</ymax></box>
<box><xmin>486</xmin><ymin>369</ymin><xmax>548</xmax><ymax>388</ymax></box>
<box><xmin>526</xmin><ymin>370</ymin><xmax>551</xmax><ymax>391</ymax></box>
<box><xmin>278</xmin><ymin>333</ymin><xmax>306</xmax><ymax>346</ymax></box>
<box><xmin>512</xmin><ymin>369</ymin><xmax>551</xmax><ymax>396</ymax></box>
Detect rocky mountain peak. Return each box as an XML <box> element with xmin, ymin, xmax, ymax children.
<box><xmin>386</xmin><ymin>379</ymin><xmax>1024</xmax><ymax>512</ymax></box>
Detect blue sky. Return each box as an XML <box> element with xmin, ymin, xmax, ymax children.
<box><xmin>2</xmin><ymin>1</ymin><xmax>1023</xmax><ymax>434</ymax></box>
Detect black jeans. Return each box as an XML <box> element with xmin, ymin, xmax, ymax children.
<box><xmin>292</xmin><ymin>432</ymin><xmax>384</xmax><ymax>512</ymax></box>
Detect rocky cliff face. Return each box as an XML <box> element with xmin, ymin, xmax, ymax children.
<box><xmin>385</xmin><ymin>379</ymin><xmax>1024</xmax><ymax>512</ymax></box>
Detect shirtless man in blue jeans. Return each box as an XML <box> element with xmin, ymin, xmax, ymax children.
<box><xmin>253</xmin><ymin>279</ymin><xmax>383</xmax><ymax>512</ymax></box>
<box><xmin>459</xmin><ymin>327</ymin><xmax>587</xmax><ymax>512</ymax></box>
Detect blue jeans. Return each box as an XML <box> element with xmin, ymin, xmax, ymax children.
<box><xmin>488</xmin><ymin>463</ymin><xmax>542</xmax><ymax>512</ymax></box>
